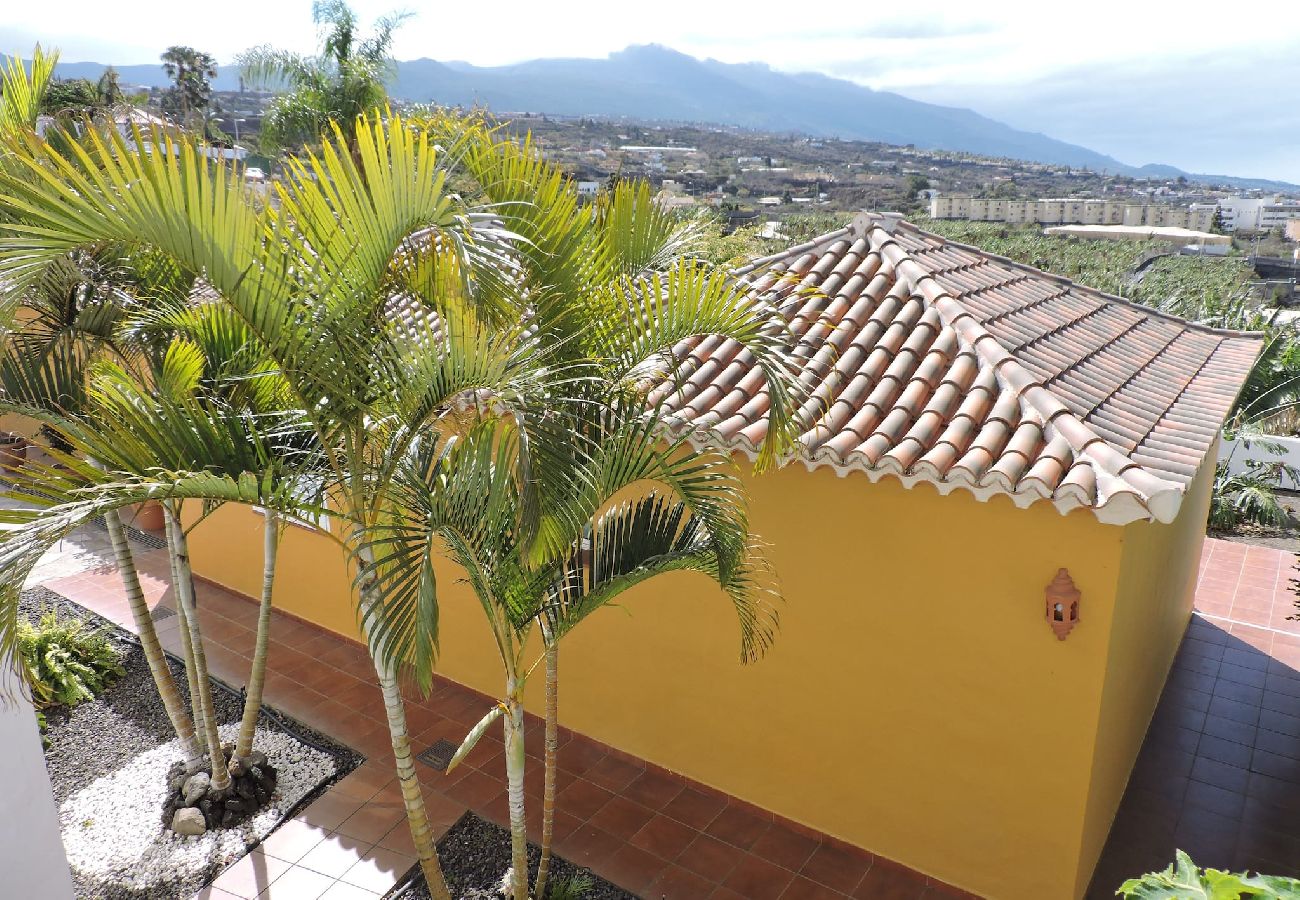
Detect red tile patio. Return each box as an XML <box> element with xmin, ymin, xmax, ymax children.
<box><xmin>33</xmin><ymin>529</ymin><xmax>967</xmax><ymax>900</ymax></box>
<box><xmin>33</xmin><ymin>529</ymin><xmax>1300</xmax><ymax>899</ymax></box>
<box><xmin>1087</xmin><ymin>538</ymin><xmax>1300</xmax><ymax>897</ymax></box>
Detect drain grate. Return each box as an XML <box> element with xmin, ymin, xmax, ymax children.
<box><xmin>416</xmin><ymin>738</ymin><xmax>458</xmax><ymax>771</ymax></box>
<box><xmin>151</xmin><ymin>604</ymin><xmax>176</xmax><ymax>621</ymax></box>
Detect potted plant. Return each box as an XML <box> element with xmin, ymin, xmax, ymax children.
<box><xmin>127</xmin><ymin>500</ymin><xmax>166</xmax><ymax>532</ymax></box>
<box><xmin>0</xmin><ymin>431</ymin><xmax>28</xmax><ymax>474</ymax></box>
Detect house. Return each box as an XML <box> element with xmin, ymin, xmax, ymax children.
<box><xmin>186</xmin><ymin>212</ymin><xmax>1260</xmax><ymax>899</ymax></box>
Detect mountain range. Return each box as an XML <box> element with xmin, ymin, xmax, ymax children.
<box><xmin>50</xmin><ymin>45</ymin><xmax>1296</xmax><ymax>191</ymax></box>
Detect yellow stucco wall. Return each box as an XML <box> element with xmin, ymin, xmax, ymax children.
<box><xmin>1073</xmin><ymin>449</ymin><xmax>1217</xmax><ymax>895</ymax></box>
<box><xmin>187</xmin><ymin>462</ymin><xmax>1163</xmax><ymax>899</ymax></box>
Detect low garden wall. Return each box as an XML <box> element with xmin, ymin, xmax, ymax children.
<box><xmin>1218</xmin><ymin>433</ymin><xmax>1300</xmax><ymax>489</ymax></box>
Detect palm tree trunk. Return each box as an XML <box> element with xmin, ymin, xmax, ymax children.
<box><xmin>165</xmin><ymin>505</ymin><xmax>231</xmax><ymax>792</ymax></box>
<box><xmin>533</xmin><ymin>642</ymin><xmax>558</xmax><ymax>900</ymax></box>
<box><xmin>103</xmin><ymin>506</ymin><xmax>205</xmax><ymax>771</ymax></box>
<box><xmin>504</xmin><ymin>676</ymin><xmax>529</xmax><ymax>900</ymax></box>
<box><xmin>375</xmin><ymin>656</ymin><xmax>453</xmax><ymax>900</ymax></box>
<box><xmin>235</xmin><ymin>511</ymin><xmax>278</xmax><ymax>761</ymax></box>
<box><xmin>357</xmin><ymin>547</ymin><xmax>452</xmax><ymax>900</ymax></box>
<box><xmin>169</xmin><ymin>534</ymin><xmax>205</xmax><ymax>737</ymax></box>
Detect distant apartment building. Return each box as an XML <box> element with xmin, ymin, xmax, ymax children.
<box><xmin>928</xmin><ymin>197</ymin><xmax>1215</xmax><ymax>231</ymax></box>
<box><xmin>1216</xmin><ymin>196</ymin><xmax>1300</xmax><ymax>233</ymax></box>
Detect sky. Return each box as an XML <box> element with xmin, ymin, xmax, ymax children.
<box><xmin>4</xmin><ymin>0</ymin><xmax>1299</xmax><ymax>181</ymax></box>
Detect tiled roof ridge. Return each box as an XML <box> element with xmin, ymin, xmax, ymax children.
<box><xmin>864</xmin><ymin>223</ymin><xmax>1185</xmax><ymax>523</ymax></box>
<box><xmin>877</xmin><ymin>214</ymin><xmax>1264</xmax><ymax>341</ymax></box>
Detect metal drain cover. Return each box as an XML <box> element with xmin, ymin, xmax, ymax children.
<box><xmin>416</xmin><ymin>739</ymin><xmax>457</xmax><ymax>771</ymax></box>
<box><xmin>151</xmin><ymin>605</ymin><xmax>176</xmax><ymax>621</ymax></box>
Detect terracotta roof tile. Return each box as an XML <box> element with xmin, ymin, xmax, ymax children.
<box><xmin>661</xmin><ymin>213</ymin><xmax>1264</xmax><ymax>525</ymax></box>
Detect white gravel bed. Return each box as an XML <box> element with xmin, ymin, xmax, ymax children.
<box><xmin>59</xmin><ymin>723</ymin><xmax>338</xmax><ymax>895</ymax></box>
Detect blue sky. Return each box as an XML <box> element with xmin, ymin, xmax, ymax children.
<box><xmin>4</xmin><ymin>0</ymin><xmax>1298</xmax><ymax>181</ymax></box>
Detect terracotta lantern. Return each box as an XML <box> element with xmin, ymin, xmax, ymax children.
<box><xmin>1045</xmin><ymin>568</ymin><xmax>1081</xmax><ymax>640</ymax></box>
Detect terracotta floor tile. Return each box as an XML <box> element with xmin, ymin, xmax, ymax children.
<box><xmin>780</xmin><ymin>874</ymin><xmax>850</xmax><ymax>900</ymax></box>
<box><xmin>298</xmin><ymin>831</ymin><xmax>375</xmax><ymax>879</ymax></box>
<box><xmin>722</xmin><ymin>853</ymin><xmax>796</xmax><ymax>900</ymax></box>
<box><xmin>706</xmin><ymin>802</ymin><xmax>771</xmax><ymax>850</ymax></box>
<box><xmin>623</xmin><ymin>768</ymin><xmax>685</xmax><ymax>811</ymax></box>
<box><xmin>853</xmin><ymin>858</ymin><xmax>928</xmax><ymax>899</ymax></box>
<box><xmin>335</xmin><ymin>801</ymin><xmax>408</xmax><ymax>845</ymax></box>
<box><xmin>299</xmin><ymin>792</ymin><xmax>368</xmax><ymax>832</ymax></box>
<box><xmin>753</xmin><ymin>823</ymin><xmax>821</xmax><ymax>873</ymax></box>
<box><xmin>598</xmin><ymin>842</ymin><xmax>670</xmax><ymax>896</ymax></box>
<box><xmin>664</xmin><ymin>785</ymin><xmax>728</xmax><ymax>830</ymax></box>
<box><xmin>801</xmin><ymin>841</ymin><xmax>875</xmax><ymax>894</ymax></box>
<box><xmin>676</xmin><ymin>833</ymin><xmax>747</xmax><ymax>882</ymax></box>
<box><xmin>556</xmin><ymin>822</ymin><xmax>623</xmax><ymax>868</ymax></box>
<box><xmin>555</xmin><ymin>777</ymin><xmax>615</xmax><ymax>820</ymax></box>
<box><xmin>631</xmin><ymin>814</ymin><xmax>698</xmax><ymax>862</ymax></box>
<box><xmin>259</xmin><ymin>819</ymin><xmax>332</xmax><ymax>863</ymax></box>
<box><xmin>646</xmin><ymin>864</ymin><xmax>718</xmax><ymax>899</ymax></box>
<box><xmin>210</xmin><ymin>849</ymin><xmax>294</xmax><ymax>899</ymax></box>
<box><xmin>585</xmin><ymin>753</ymin><xmax>646</xmax><ymax>793</ymax></box>
<box><xmin>588</xmin><ymin>795</ymin><xmax>657</xmax><ymax>838</ymax></box>
<box><xmin>317</xmin><ymin>882</ymin><xmax>381</xmax><ymax>900</ymax></box>
<box><xmin>256</xmin><ymin>865</ymin><xmax>335</xmax><ymax>899</ymax></box>
<box><xmin>192</xmin><ymin>887</ymin><xmax>244</xmax><ymax>900</ymax></box>
<box><xmin>556</xmin><ymin>738</ymin><xmax>607</xmax><ymax>776</ymax></box>
<box><xmin>340</xmin><ymin>845</ymin><xmax>415</xmax><ymax>893</ymax></box>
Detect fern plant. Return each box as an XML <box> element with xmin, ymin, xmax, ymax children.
<box><xmin>1118</xmin><ymin>850</ymin><xmax>1300</xmax><ymax>898</ymax></box>
<box><xmin>17</xmin><ymin>609</ymin><xmax>124</xmax><ymax>712</ymax></box>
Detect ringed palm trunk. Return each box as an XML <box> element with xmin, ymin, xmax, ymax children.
<box><xmin>234</xmin><ymin>510</ymin><xmax>279</xmax><ymax>761</ymax></box>
<box><xmin>169</xmin><ymin>530</ymin><xmax>205</xmax><ymax>737</ymax></box>
<box><xmin>164</xmin><ymin>504</ymin><xmax>231</xmax><ymax>791</ymax></box>
<box><xmin>103</xmin><ymin>506</ymin><xmax>205</xmax><ymax>771</ymax></box>
<box><xmin>357</xmin><ymin>547</ymin><xmax>453</xmax><ymax>900</ymax></box>
<box><xmin>504</xmin><ymin>675</ymin><xmax>529</xmax><ymax>900</ymax></box>
<box><xmin>533</xmin><ymin>641</ymin><xmax>558</xmax><ymax>900</ymax></box>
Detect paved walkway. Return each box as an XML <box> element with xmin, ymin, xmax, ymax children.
<box><xmin>30</xmin><ymin>521</ymin><xmax>1300</xmax><ymax>899</ymax></box>
<box><xmin>1087</xmin><ymin>538</ymin><xmax>1300</xmax><ymax>895</ymax></box>
<box><xmin>30</xmin><ymin>523</ymin><xmax>961</xmax><ymax>900</ymax></box>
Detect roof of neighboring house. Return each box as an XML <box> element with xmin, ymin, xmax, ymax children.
<box><xmin>652</xmin><ymin>212</ymin><xmax>1263</xmax><ymax>525</ymax></box>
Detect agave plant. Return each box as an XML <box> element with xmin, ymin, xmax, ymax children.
<box><xmin>1118</xmin><ymin>850</ymin><xmax>1300</xmax><ymax>899</ymax></box>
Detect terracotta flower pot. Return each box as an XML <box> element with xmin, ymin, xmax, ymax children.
<box><xmin>128</xmin><ymin>500</ymin><xmax>166</xmax><ymax>532</ymax></box>
<box><xmin>0</xmin><ymin>432</ymin><xmax>28</xmax><ymax>474</ymax></box>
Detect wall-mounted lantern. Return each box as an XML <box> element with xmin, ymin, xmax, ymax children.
<box><xmin>1045</xmin><ymin>568</ymin><xmax>1080</xmax><ymax>641</ymax></box>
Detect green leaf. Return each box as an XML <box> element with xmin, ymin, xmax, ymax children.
<box><xmin>446</xmin><ymin>704</ymin><xmax>504</xmax><ymax>773</ymax></box>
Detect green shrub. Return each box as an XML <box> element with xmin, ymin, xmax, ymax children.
<box><xmin>1118</xmin><ymin>850</ymin><xmax>1300</xmax><ymax>898</ymax></box>
<box><xmin>17</xmin><ymin>608</ymin><xmax>124</xmax><ymax>712</ymax></box>
<box><xmin>1210</xmin><ymin>436</ymin><xmax>1299</xmax><ymax>532</ymax></box>
<box><xmin>544</xmin><ymin>873</ymin><xmax>594</xmax><ymax>900</ymax></box>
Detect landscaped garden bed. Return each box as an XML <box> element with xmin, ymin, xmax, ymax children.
<box><xmin>23</xmin><ymin>586</ymin><xmax>362</xmax><ymax>900</ymax></box>
<box><xmin>388</xmin><ymin>813</ymin><xmax>636</xmax><ymax>900</ymax></box>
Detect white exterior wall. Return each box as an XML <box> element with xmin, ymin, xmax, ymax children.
<box><xmin>0</xmin><ymin>660</ymin><xmax>74</xmax><ymax>900</ymax></box>
<box><xmin>1219</xmin><ymin>434</ymin><xmax>1300</xmax><ymax>490</ymax></box>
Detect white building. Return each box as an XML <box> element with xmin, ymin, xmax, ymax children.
<box><xmin>929</xmin><ymin>196</ymin><xmax>1214</xmax><ymax>231</ymax></box>
<box><xmin>1216</xmin><ymin>196</ymin><xmax>1300</xmax><ymax>233</ymax></box>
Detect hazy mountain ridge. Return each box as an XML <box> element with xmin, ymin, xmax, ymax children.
<box><xmin>49</xmin><ymin>45</ymin><xmax>1297</xmax><ymax>191</ymax></box>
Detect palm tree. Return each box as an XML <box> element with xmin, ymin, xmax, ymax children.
<box><xmin>363</xmin><ymin>124</ymin><xmax>799</xmax><ymax>898</ymax></box>
<box><xmin>238</xmin><ymin>1</ymin><xmax>410</xmax><ymax>153</ymax></box>
<box><xmin>0</xmin><ymin>248</ymin><xmax>206</xmax><ymax>773</ymax></box>
<box><xmin>0</xmin><ymin>112</ymin><xmax>562</xmax><ymax>899</ymax></box>
<box><xmin>160</xmin><ymin>46</ymin><xmax>218</xmax><ymax>133</ymax></box>
<box><xmin>0</xmin><ymin>46</ymin><xmax>58</xmax><ymax>133</ymax></box>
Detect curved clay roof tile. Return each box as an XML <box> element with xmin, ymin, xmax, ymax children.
<box><xmin>659</xmin><ymin>213</ymin><xmax>1262</xmax><ymax>524</ymax></box>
